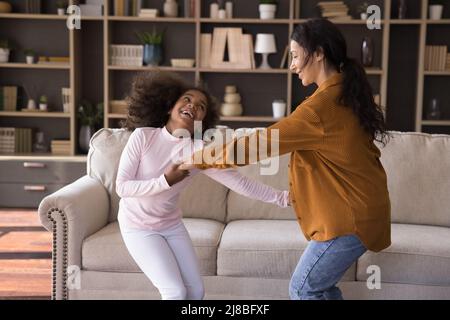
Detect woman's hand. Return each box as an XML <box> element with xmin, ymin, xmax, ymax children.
<box><xmin>164</xmin><ymin>163</ymin><xmax>190</xmax><ymax>186</ymax></box>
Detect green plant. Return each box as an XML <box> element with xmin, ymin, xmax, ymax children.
<box><xmin>0</xmin><ymin>39</ymin><xmax>10</xmax><ymax>49</ymax></box>
<box><xmin>135</xmin><ymin>27</ymin><xmax>166</xmax><ymax>45</ymax></box>
<box><xmin>24</xmin><ymin>49</ymin><xmax>36</xmax><ymax>57</ymax></box>
<box><xmin>39</xmin><ymin>95</ymin><xmax>47</xmax><ymax>104</ymax></box>
<box><xmin>357</xmin><ymin>1</ymin><xmax>370</xmax><ymax>14</ymax></box>
<box><xmin>260</xmin><ymin>0</ymin><xmax>277</xmax><ymax>4</ymax></box>
<box><xmin>56</xmin><ymin>0</ymin><xmax>67</xmax><ymax>9</ymax></box>
<box><xmin>77</xmin><ymin>100</ymin><xmax>104</xmax><ymax>127</ymax></box>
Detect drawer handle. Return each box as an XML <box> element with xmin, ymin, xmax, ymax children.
<box><xmin>23</xmin><ymin>162</ymin><xmax>46</xmax><ymax>168</ymax></box>
<box><xmin>24</xmin><ymin>185</ymin><xmax>46</xmax><ymax>192</ymax></box>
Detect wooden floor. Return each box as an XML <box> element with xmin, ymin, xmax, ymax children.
<box><xmin>0</xmin><ymin>209</ymin><xmax>51</xmax><ymax>299</ymax></box>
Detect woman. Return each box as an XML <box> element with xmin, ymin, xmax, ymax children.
<box><xmin>184</xmin><ymin>18</ymin><xmax>391</xmax><ymax>300</ymax></box>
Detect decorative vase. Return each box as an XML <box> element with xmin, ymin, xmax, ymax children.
<box><xmin>360</xmin><ymin>12</ymin><xmax>368</xmax><ymax>20</ymax></box>
<box><xmin>57</xmin><ymin>8</ymin><xmax>65</xmax><ymax>15</ymax></box>
<box><xmin>27</xmin><ymin>99</ymin><xmax>37</xmax><ymax>110</ymax></box>
<box><xmin>361</xmin><ymin>37</ymin><xmax>374</xmax><ymax>67</ymax></box>
<box><xmin>0</xmin><ymin>48</ymin><xmax>9</xmax><ymax>63</ymax></box>
<box><xmin>398</xmin><ymin>0</ymin><xmax>407</xmax><ymax>19</ymax></box>
<box><xmin>39</xmin><ymin>103</ymin><xmax>47</xmax><ymax>111</ymax></box>
<box><xmin>218</xmin><ymin>9</ymin><xmax>226</xmax><ymax>19</ymax></box>
<box><xmin>259</xmin><ymin>4</ymin><xmax>276</xmax><ymax>20</ymax></box>
<box><xmin>79</xmin><ymin>125</ymin><xmax>94</xmax><ymax>154</ymax></box>
<box><xmin>143</xmin><ymin>44</ymin><xmax>163</xmax><ymax>66</ymax></box>
<box><xmin>210</xmin><ymin>2</ymin><xmax>219</xmax><ymax>18</ymax></box>
<box><xmin>33</xmin><ymin>131</ymin><xmax>48</xmax><ymax>153</ymax></box>
<box><xmin>225</xmin><ymin>1</ymin><xmax>233</xmax><ymax>18</ymax></box>
<box><xmin>164</xmin><ymin>0</ymin><xmax>178</xmax><ymax>17</ymax></box>
<box><xmin>26</xmin><ymin>55</ymin><xmax>34</xmax><ymax>64</ymax></box>
<box><xmin>426</xmin><ymin>98</ymin><xmax>441</xmax><ymax>120</ymax></box>
<box><xmin>429</xmin><ymin>5</ymin><xmax>444</xmax><ymax>20</ymax></box>
<box><xmin>0</xmin><ymin>1</ymin><xmax>12</xmax><ymax>13</ymax></box>
<box><xmin>220</xmin><ymin>85</ymin><xmax>243</xmax><ymax>116</ymax></box>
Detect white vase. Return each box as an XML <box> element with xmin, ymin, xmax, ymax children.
<box><xmin>259</xmin><ymin>4</ymin><xmax>277</xmax><ymax>20</ymax></box>
<box><xmin>26</xmin><ymin>55</ymin><xmax>34</xmax><ymax>64</ymax></box>
<box><xmin>210</xmin><ymin>3</ymin><xmax>219</xmax><ymax>18</ymax></box>
<box><xmin>225</xmin><ymin>1</ymin><xmax>233</xmax><ymax>19</ymax></box>
<box><xmin>429</xmin><ymin>5</ymin><xmax>443</xmax><ymax>20</ymax></box>
<box><xmin>57</xmin><ymin>8</ymin><xmax>65</xmax><ymax>15</ymax></box>
<box><xmin>27</xmin><ymin>99</ymin><xmax>37</xmax><ymax>110</ymax></box>
<box><xmin>0</xmin><ymin>48</ymin><xmax>9</xmax><ymax>63</ymax></box>
<box><xmin>360</xmin><ymin>12</ymin><xmax>368</xmax><ymax>20</ymax></box>
<box><xmin>39</xmin><ymin>103</ymin><xmax>48</xmax><ymax>111</ymax></box>
<box><xmin>272</xmin><ymin>100</ymin><xmax>286</xmax><ymax>118</ymax></box>
<box><xmin>218</xmin><ymin>9</ymin><xmax>226</xmax><ymax>19</ymax></box>
<box><xmin>164</xmin><ymin>0</ymin><xmax>178</xmax><ymax>17</ymax></box>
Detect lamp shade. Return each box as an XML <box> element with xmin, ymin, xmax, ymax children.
<box><xmin>254</xmin><ymin>33</ymin><xmax>277</xmax><ymax>54</ymax></box>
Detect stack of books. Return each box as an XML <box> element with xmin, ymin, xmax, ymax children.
<box><xmin>0</xmin><ymin>127</ymin><xmax>32</xmax><ymax>154</ymax></box>
<box><xmin>425</xmin><ymin>45</ymin><xmax>448</xmax><ymax>71</ymax></box>
<box><xmin>0</xmin><ymin>86</ymin><xmax>18</xmax><ymax>111</ymax></box>
<box><xmin>51</xmin><ymin>140</ymin><xmax>71</xmax><ymax>155</ymax></box>
<box><xmin>138</xmin><ymin>8</ymin><xmax>159</xmax><ymax>18</ymax></box>
<box><xmin>79</xmin><ymin>0</ymin><xmax>104</xmax><ymax>17</ymax></box>
<box><xmin>25</xmin><ymin>0</ymin><xmax>41</xmax><ymax>13</ymax></box>
<box><xmin>317</xmin><ymin>1</ymin><xmax>351</xmax><ymax>20</ymax></box>
<box><xmin>200</xmin><ymin>28</ymin><xmax>255</xmax><ymax>69</ymax></box>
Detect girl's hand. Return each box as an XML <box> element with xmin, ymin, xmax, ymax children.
<box><xmin>164</xmin><ymin>163</ymin><xmax>190</xmax><ymax>186</ymax></box>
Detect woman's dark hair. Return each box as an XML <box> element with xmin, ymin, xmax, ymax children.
<box><xmin>291</xmin><ymin>18</ymin><xmax>388</xmax><ymax>145</ymax></box>
<box><xmin>122</xmin><ymin>71</ymin><xmax>219</xmax><ymax>134</ymax></box>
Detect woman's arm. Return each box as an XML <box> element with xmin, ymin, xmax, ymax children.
<box><xmin>202</xmin><ymin>168</ymin><xmax>290</xmax><ymax>208</ymax></box>
<box><xmin>182</xmin><ymin>104</ymin><xmax>323</xmax><ymax>169</ymax></box>
<box><xmin>116</xmin><ymin>129</ymin><xmax>171</xmax><ymax>198</ymax></box>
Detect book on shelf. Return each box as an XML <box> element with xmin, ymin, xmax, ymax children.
<box><xmin>79</xmin><ymin>3</ymin><xmax>104</xmax><ymax>17</ymax></box>
<box><xmin>425</xmin><ymin>45</ymin><xmax>448</xmax><ymax>71</ymax></box>
<box><xmin>446</xmin><ymin>53</ymin><xmax>450</xmax><ymax>71</ymax></box>
<box><xmin>184</xmin><ymin>0</ymin><xmax>196</xmax><ymax>18</ymax></box>
<box><xmin>0</xmin><ymin>127</ymin><xmax>32</xmax><ymax>154</ymax></box>
<box><xmin>138</xmin><ymin>8</ymin><xmax>159</xmax><ymax>18</ymax></box>
<box><xmin>38</xmin><ymin>56</ymin><xmax>70</xmax><ymax>64</ymax></box>
<box><xmin>110</xmin><ymin>100</ymin><xmax>128</xmax><ymax>114</ymax></box>
<box><xmin>0</xmin><ymin>86</ymin><xmax>18</xmax><ymax>112</ymax></box>
<box><xmin>199</xmin><ymin>34</ymin><xmax>212</xmax><ymax>68</ymax></box>
<box><xmin>110</xmin><ymin>45</ymin><xmax>143</xmax><ymax>67</ymax></box>
<box><xmin>51</xmin><ymin>139</ymin><xmax>71</xmax><ymax>155</ymax></box>
<box><xmin>25</xmin><ymin>0</ymin><xmax>41</xmax><ymax>14</ymax></box>
<box><xmin>280</xmin><ymin>45</ymin><xmax>289</xmax><ymax>69</ymax></box>
<box><xmin>317</xmin><ymin>1</ymin><xmax>351</xmax><ymax>20</ymax></box>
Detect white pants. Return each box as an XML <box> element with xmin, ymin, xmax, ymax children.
<box><xmin>120</xmin><ymin>221</ymin><xmax>204</xmax><ymax>300</ymax></box>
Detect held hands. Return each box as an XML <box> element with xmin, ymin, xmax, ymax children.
<box><xmin>164</xmin><ymin>163</ymin><xmax>190</xmax><ymax>186</ymax></box>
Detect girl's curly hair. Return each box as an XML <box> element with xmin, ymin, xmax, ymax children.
<box><xmin>122</xmin><ymin>71</ymin><xmax>219</xmax><ymax>134</ymax></box>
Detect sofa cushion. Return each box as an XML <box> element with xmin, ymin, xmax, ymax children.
<box><xmin>217</xmin><ymin>220</ymin><xmax>356</xmax><ymax>281</ymax></box>
<box><xmin>88</xmin><ymin>128</ymin><xmax>228</xmax><ymax>223</ymax></box>
<box><xmin>378</xmin><ymin>132</ymin><xmax>450</xmax><ymax>227</ymax></box>
<box><xmin>226</xmin><ymin>154</ymin><xmax>297</xmax><ymax>222</ymax></box>
<box><xmin>82</xmin><ymin>218</ymin><xmax>224</xmax><ymax>276</ymax></box>
<box><xmin>357</xmin><ymin>223</ymin><xmax>450</xmax><ymax>286</ymax></box>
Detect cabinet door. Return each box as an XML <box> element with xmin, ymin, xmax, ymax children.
<box><xmin>0</xmin><ymin>183</ymin><xmax>67</xmax><ymax>208</ymax></box>
<box><xmin>0</xmin><ymin>161</ymin><xmax>86</xmax><ymax>184</ymax></box>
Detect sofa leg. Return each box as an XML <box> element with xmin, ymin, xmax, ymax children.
<box><xmin>47</xmin><ymin>208</ymin><xmax>69</xmax><ymax>300</ymax></box>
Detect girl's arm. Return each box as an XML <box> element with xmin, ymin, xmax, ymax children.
<box><xmin>202</xmin><ymin>168</ymin><xmax>290</xmax><ymax>208</ymax></box>
<box><xmin>116</xmin><ymin>129</ymin><xmax>171</xmax><ymax>198</ymax></box>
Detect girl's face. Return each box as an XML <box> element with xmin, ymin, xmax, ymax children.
<box><xmin>167</xmin><ymin>89</ymin><xmax>208</xmax><ymax>134</ymax></box>
<box><xmin>290</xmin><ymin>40</ymin><xmax>323</xmax><ymax>87</ymax></box>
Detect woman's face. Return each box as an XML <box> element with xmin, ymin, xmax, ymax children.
<box><xmin>167</xmin><ymin>89</ymin><xmax>208</xmax><ymax>134</ymax></box>
<box><xmin>290</xmin><ymin>40</ymin><xmax>321</xmax><ymax>87</ymax></box>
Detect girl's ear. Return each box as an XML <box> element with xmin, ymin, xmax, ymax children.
<box><xmin>315</xmin><ymin>47</ymin><xmax>325</xmax><ymax>62</ymax></box>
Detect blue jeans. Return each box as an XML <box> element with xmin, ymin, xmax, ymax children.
<box><xmin>289</xmin><ymin>234</ymin><xmax>367</xmax><ymax>300</ymax></box>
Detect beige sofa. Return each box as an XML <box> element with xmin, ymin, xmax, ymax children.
<box><xmin>38</xmin><ymin>129</ymin><xmax>450</xmax><ymax>300</ymax></box>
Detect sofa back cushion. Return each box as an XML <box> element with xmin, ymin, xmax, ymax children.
<box><xmin>379</xmin><ymin>132</ymin><xmax>450</xmax><ymax>227</ymax></box>
<box><xmin>226</xmin><ymin>154</ymin><xmax>297</xmax><ymax>222</ymax></box>
<box><xmin>87</xmin><ymin>128</ymin><xmax>228</xmax><ymax>223</ymax></box>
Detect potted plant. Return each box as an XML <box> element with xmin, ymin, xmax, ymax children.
<box><xmin>0</xmin><ymin>39</ymin><xmax>11</xmax><ymax>63</ymax></box>
<box><xmin>56</xmin><ymin>0</ymin><xmax>66</xmax><ymax>16</ymax></box>
<box><xmin>39</xmin><ymin>95</ymin><xmax>48</xmax><ymax>111</ymax></box>
<box><xmin>77</xmin><ymin>100</ymin><xmax>103</xmax><ymax>153</ymax></box>
<box><xmin>429</xmin><ymin>0</ymin><xmax>444</xmax><ymax>20</ymax></box>
<box><xmin>259</xmin><ymin>0</ymin><xmax>277</xmax><ymax>20</ymax></box>
<box><xmin>24</xmin><ymin>49</ymin><xmax>36</xmax><ymax>64</ymax></box>
<box><xmin>136</xmin><ymin>27</ymin><xmax>165</xmax><ymax>66</ymax></box>
<box><xmin>357</xmin><ymin>2</ymin><xmax>369</xmax><ymax>20</ymax></box>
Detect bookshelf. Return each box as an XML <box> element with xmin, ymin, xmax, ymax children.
<box><xmin>0</xmin><ymin>0</ymin><xmax>449</xmax><ymax>160</ymax></box>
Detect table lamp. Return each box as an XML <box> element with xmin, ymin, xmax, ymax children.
<box><xmin>254</xmin><ymin>33</ymin><xmax>277</xmax><ymax>69</ymax></box>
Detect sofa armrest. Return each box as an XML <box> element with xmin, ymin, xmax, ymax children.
<box><xmin>38</xmin><ymin>175</ymin><xmax>109</xmax><ymax>299</ymax></box>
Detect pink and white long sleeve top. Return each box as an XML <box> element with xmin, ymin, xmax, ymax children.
<box><xmin>116</xmin><ymin>127</ymin><xmax>289</xmax><ymax>231</ymax></box>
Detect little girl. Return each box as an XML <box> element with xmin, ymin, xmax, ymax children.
<box><xmin>116</xmin><ymin>71</ymin><xmax>290</xmax><ymax>300</ymax></box>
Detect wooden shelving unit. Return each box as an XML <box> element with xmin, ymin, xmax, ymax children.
<box><xmin>1</xmin><ymin>0</ymin><xmax>449</xmax><ymax>160</ymax></box>
<box><xmin>414</xmin><ymin>0</ymin><xmax>450</xmax><ymax>132</ymax></box>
